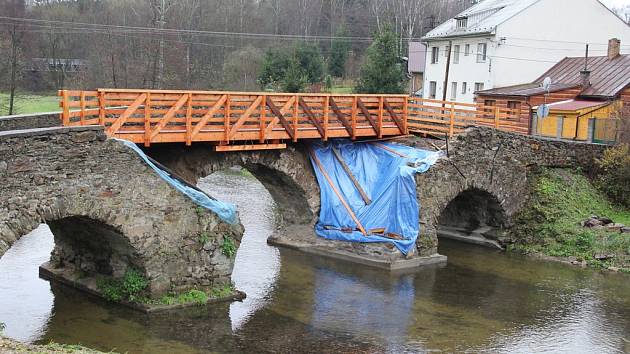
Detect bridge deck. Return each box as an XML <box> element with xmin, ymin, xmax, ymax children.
<box><xmin>59</xmin><ymin>89</ymin><xmax>526</xmax><ymax>149</ymax></box>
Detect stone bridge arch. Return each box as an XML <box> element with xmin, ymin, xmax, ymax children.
<box><xmin>0</xmin><ymin>126</ymin><xmax>243</xmax><ymax>297</ymax></box>
<box><xmin>144</xmin><ymin>144</ymin><xmax>321</xmax><ymax>227</ymax></box>
<box><xmin>415</xmin><ymin>127</ymin><xmax>606</xmax><ymax>255</ymax></box>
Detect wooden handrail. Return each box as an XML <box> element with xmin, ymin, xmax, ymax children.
<box><xmin>59</xmin><ymin>88</ymin><xmax>528</xmax><ymax>149</ymax></box>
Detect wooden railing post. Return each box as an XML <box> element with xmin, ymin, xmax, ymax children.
<box><xmin>185</xmin><ymin>93</ymin><xmax>192</xmax><ymax>146</ymax></box>
<box><xmin>79</xmin><ymin>91</ymin><xmax>85</xmax><ymax>126</ymax></box>
<box><xmin>403</xmin><ymin>97</ymin><xmax>409</xmax><ymax>135</ymax></box>
<box><xmin>323</xmin><ymin>95</ymin><xmax>330</xmax><ymax>141</ymax></box>
<box><xmin>494</xmin><ymin>106</ymin><xmax>500</xmax><ymax>129</ymax></box>
<box><xmin>259</xmin><ymin>95</ymin><xmax>266</xmax><ymax>143</ymax></box>
<box><xmin>449</xmin><ymin>102</ymin><xmax>455</xmax><ymax>137</ymax></box>
<box><xmin>351</xmin><ymin>96</ymin><xmax>358</xmax><ymax>140</ymax></box>
<box><xmin>144</xmin><ymin>92</ymin><xmax>151</xmax><ymax>147</ymax></box>
<box><xmin>377</xmin><ymin>96</ymin><xmax>384</xmax><ymax>139</ymax></box>
<box><xmin>224</xmin><ymin>94</ymin><xmax>231</xmax><ymax>144</ymax></box>
<box><xmin>293</xmin><ymin>94</ymin><xmax>299</xmax><ymax>142</ymax></box>
<box><xmin>98</xmin><ymin>90</ymin><xmax>105</xmax><ymax>126</ymax></box>
<box><xmin>61</xmin><ymin>90</ymin><xmax>69</xmax><ymax>126</ymax></box>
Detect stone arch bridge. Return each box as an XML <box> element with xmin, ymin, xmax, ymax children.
<box><xmin>0</xmin><ymin>122</ymin><xmax>605</xmax><ymax>298</ymax></box>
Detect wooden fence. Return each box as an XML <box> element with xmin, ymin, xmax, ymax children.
<box><xmin>59</xmin><ymin>89</ymin><xmax>524</xmax><ymax>150</ymax></box>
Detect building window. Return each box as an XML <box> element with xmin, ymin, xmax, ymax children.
<box><xmin>507</xmin><ymin>101</ymin><xmax>520</xmax><ymax>110</ymax></box>
<box><xmin>429</xmin><ymin>81</ymin><xmax>437</xmax><ymax>99</ymax></box>
<box><xmin>477</xmin><ymin>43</ymin><xmax>487</xmax><ymax>63</ymax></box>
<box><xmin>484</xmin><ymin>99</ymin><xmax>496</xmax><ymax>106</ymax></box>
<box><xmin>431</xmin><ymin>47</ymin><xmax>439</xmax><ymax>64</ymax></box>
<box><xmin>453</xmin><ymin>45</ymin><xmax>460</xmax><ymax>64</ymax></box>
<box><xmin>451</xmin><ymin>82</ymin><xmax>458</xmax><ymax>100</ymax></box>
<box><xmin>461</xmin><ymin>82</ymin><xmax>467</xmax><ymax>94</ymax></box>
<box><xmin>474</xmin><ymin>82</ymin><xmax>484</xmax><ymax>92</ymax></box>
<box><xmin>464</xmin><ymin>44</ymin><xmax>470</xmax><ymax>56</ymax></box>
<box><xmin>456</xmin><ymin>17</ymin><xmax>468</xmax><ymax>29</ymax></box>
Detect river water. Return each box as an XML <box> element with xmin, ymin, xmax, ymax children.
<box><xmin>1</xmin><ymin>170</ymin><xmax>629</xmax><ymax>353</ymax></box>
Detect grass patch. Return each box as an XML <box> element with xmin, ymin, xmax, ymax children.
<box><xmin>0</xmin><ymin>92</ymin><xmax>59</xmax><ymax>115</ymax></box>
<box><xmin>96</xmin><ymin>268</ymin><xmax>148</xmax><ymax>302</ymax></box>
<box><xmin>511</xmin><ymin>168</ymin><xmax>630</xmax><ymax>272</ymax></box>
<box><xmin>220</xmin><ymin>235</ymin><xmax>237</xmax><ymax>258</ymax></box>
<box><xmin>330</xmin><ymin>86</ymin><xmax>353</xmax><ymax>94</ymax></box>
<box><xmin>144</xmin><ymin>283</ymin><xmax>236</xmax><ymax>306</ymax></box>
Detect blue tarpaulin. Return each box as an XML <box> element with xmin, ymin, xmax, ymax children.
<box><xmin>115</xmin><ymin>139</ymin><xmax>238</xmax><ymax>225</ymax></box>
<box><xmin>309</xmin><ymin>141</ymin><xmax>440</xmax><ymax>255</ymax></box>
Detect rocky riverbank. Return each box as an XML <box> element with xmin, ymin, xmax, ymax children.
<box><xmin>508</xmin><ymin>168</ymin><xmax>630</xmax><ymax>273</ymax></box>
<box><xmin>0</xmin><ymin>336</ymin><xmax>108</xmax><ymax>354</ymax></box>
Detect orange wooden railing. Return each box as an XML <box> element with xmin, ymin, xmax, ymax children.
<box><xmin>59</xmin><ymin>89</ymin><xmax>524</xmax><ymax>150</ymax></box>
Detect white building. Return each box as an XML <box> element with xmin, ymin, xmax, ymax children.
<box><xmin>420</xmin><ymin>0</ymin><xmax>630</xmax><ymax>103</ymax></box>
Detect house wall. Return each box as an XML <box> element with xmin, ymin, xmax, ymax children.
<box><xmin>495</xmin><ymin>0</ymin><xmax>630</xmax><ymax>89</ymax></box>
<box><xmin>474</xmin><ymin>87</ymin><xmax>583</xmax><ymax>132</ymax></box>
<box><xmin>422</xmin><ymin>36</ymin><xmax>494</xmax><ymax>103</ymax></box>
<box><xmin>535</xmin><ymin>102</ymin><xmax>620</xmax><ymax>142</ymax></box>
<box><xmin>423</xmin><ymin>0</ymin><xmax>630</xmax><ymax>104</ymax></box>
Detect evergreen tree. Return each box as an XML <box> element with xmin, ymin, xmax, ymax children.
<box><xmin>329</xmin><ymin>28</ymin><xmax>350</xmax><ymax>78</ymax></box>
<box><xmin>355</xmin><ymin>27</ymin><xmax>407</xmax><ymax>94</ymax></box>
<box><xmin>257</xmin><ymin>47</ymin><xmax>291</xmax><ymax>89</ymax></box>
<box><xmin>293</xmin><ymin>42</ymin><xmax>324</xmax><ymax>84</ymax></box>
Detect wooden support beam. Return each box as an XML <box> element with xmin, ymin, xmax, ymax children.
<box><xmin>150</xmin><ymin>93</ymin><xmax>188</xmax><ymax>140</ymax></box>
<box><xmin>383</xmin><ymin>99</ymin><xmax>405</xmax><ymax>134</ymax></box>
<box><xmin>229</xmin><ymin>96</ymin><xmax>263</xmax><ymax>138</ymax></box>
<box><xmin>329</xmin><ymin>97</ymin><xmax>353</xmax><ymax>136</ymax></box>
<box><xmin>356</xmin><ymin>98</ymin><xmax>380</xmax><ymax>135</ymax></box>
<box><xmin>264</xmin><ymin>96</ymin><xmax>296</xmax><ymax>135</ymax></box>
<box><xmin>331</xmin><ymin>146</ymin><xmax>371</xmax><ymax>205</ymax></box>
<box><xmin>185</xmin><ymin>93</ymin><xmax>193</xmax><ymax>146</ymax></box>
<box><xmin>266</xmin><ymin>98</ymin><xmax>296</xmax><ymax>141</ymax></box>
<box><xmin>259</xmin><ymin>95</ymin><xmax>266</xmax><ymax>143</ymax></box>
<box><xmin>214</xmin><ymin>143</ymin><xmax>286</xmax><ymax>152</ymax></box>
<box><xmin>191</xmin><ymin>94</ymin><xmax>227</xmax><ymax>139</ymax></box>
<box><xmin>308</xmin><ymin>147</ymin><xmax>367</xmax><ymax>236</ymax></box>
<box><xmin>298</xmin><ymin>97</ymin><xmax>325</xmax><ymax>138</ymax></box>
<box><xmin>144</xmin><ymin>93</ymin><xmax>151</xmax><ymax>147</ymax></box>
<box><xmin>107</xmin><ymin>93</ymin><xmax>147</xmax><ymax>135</ymax></box>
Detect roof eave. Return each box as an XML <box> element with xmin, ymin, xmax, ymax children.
<box><xmin>421</xmin><ymin>31</ymin><xmax>494</xmax><ymax>42</ymax></box>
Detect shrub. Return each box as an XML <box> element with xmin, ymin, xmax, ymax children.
<box><xmin>97</xmin><ymin>268</ymin><xmax>149</xmax><ymax>302</ymax></box>
<box><xmin>595</xmin><ymin>144</ymin><xmax>630</xmax><ymax>207</ymax></box>
<box><xmin>220</xmin><ymin>235</ymin><xmax>237</xmax><ymax>258</ymax></box>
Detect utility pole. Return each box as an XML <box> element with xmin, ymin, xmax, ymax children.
<box><xmin>441</xmin><ymin>40</ymin><xmax>453</xmax><ymax>103</ymax></box>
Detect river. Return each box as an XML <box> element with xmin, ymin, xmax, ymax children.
<box><xmin>0</xmin><ymin>170</ymin><xmax>629</xmax><ymax>353</ymax></box>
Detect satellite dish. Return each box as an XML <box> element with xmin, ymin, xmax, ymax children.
<box><xmin>542</xmin><ymin>77</ymin><xmax>552</xmax><ymax>92</ymax></box>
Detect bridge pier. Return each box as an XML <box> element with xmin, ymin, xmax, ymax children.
<box><xmin>0</xmin><ymin>126</ymin><xmax>243</xmax><ymax>298</ymax></box>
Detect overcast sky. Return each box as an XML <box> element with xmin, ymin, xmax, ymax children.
<box><xmin>600</xmin><ymin>0</ymin><xmax>630</xmax><ymax>8</ymax></box>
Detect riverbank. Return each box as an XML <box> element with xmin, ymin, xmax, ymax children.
<box><xmin>0</xmin><ymin>336</ymin><xmax>109</xmax><ymax>354</ymax></box>
<box><xmin>509</xmin><ymin>168</ymin><xmax>630</xmax><ymax>273</ymax></box>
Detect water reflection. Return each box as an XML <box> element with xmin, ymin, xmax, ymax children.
<box><xmin>198</xmin><ymin>168</ymin><xmax>280</xmax><ymax>331</ymax></box>
<box><xmin>0</xmin><ymin>224</ymin><xmax>53</xmax><ymax>342</ymax></box>
<box><xmin>0</xmin><ymin>171</ymin><xmax>628</xmax><ymax>353</ymax></box>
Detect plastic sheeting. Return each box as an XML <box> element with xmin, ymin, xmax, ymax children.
<box><xmin>115</xmin><ymin>139</ymin><xmax>238</xmax><ymax>225</ymax></box>
<box><xmin>309</xmin><ymin>140</ymin><xmax>440</xmax><ymax>255</ymax></box>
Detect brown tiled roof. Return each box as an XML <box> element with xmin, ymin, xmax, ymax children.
<box><xmin>534</xmin><ymin>54</ymin><xmax>630</xmax><ymax>98</ymax></box>
<box><xmin>476</xmin><ymin>82</ymin><xmax>579</xmax><ymax>97</ymax></box>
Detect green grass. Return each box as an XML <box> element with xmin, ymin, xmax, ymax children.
<box><xmin>330</xmin><ymin>86</ymin><xmax>353</xmax><ymax>94</ymax></box>
<box><xmin>511</xmin><ymin>168</ymin><xmax>630</xmax><ymax>272</ymax></box>
<box><xmin>145</xmin><ymin>283</ymin><xmax>236</xmax><ymax>306</ymax></box>
<box><xmin>0</xmin><ymin>92</ymin><xmax>59</xmax><ymax>115</ymax></box>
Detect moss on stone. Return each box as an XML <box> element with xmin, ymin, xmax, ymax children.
<box><xmin>510</xmin><ymin>168</ymin><xmax>630</xmax><ymax>272</ymax></box>
<box><xmin>0</xmin><ymin>336</ymin><xmax>111</xmax><ymax>353</ymax></box>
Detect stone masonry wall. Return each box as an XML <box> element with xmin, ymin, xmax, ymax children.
<box><xmin>0</xmin><ymin>126</ymin><xmax>243</xmax><ymax>297</ymax></box>
<box><xmin>0</xmin><ymin>112</ymin><xmax>61</xmax><ymax>132</ymax></box>
<box><xmin>415</xmin><ymin>127</ymin><xmax>608</xmax><ymax>255</ymax></box>
<box><xmin>145</xmin><ymin>144</ymin><xmax>321</xmax><ymax>226</ymax></box>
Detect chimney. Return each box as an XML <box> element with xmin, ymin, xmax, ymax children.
<box><xmin>580</xmin><ymin>69</ymin><xmax>591</xmax><ymax>89</ymax></box>
<box><xmin>608</xmin><ymin>38</ymin><xmax>621</xmax><ymax>59</ymax></box>
<box><xmin>580</xmin><ymin>44</ymin><xmax>591</xmax><ymax>89</ymax></box>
